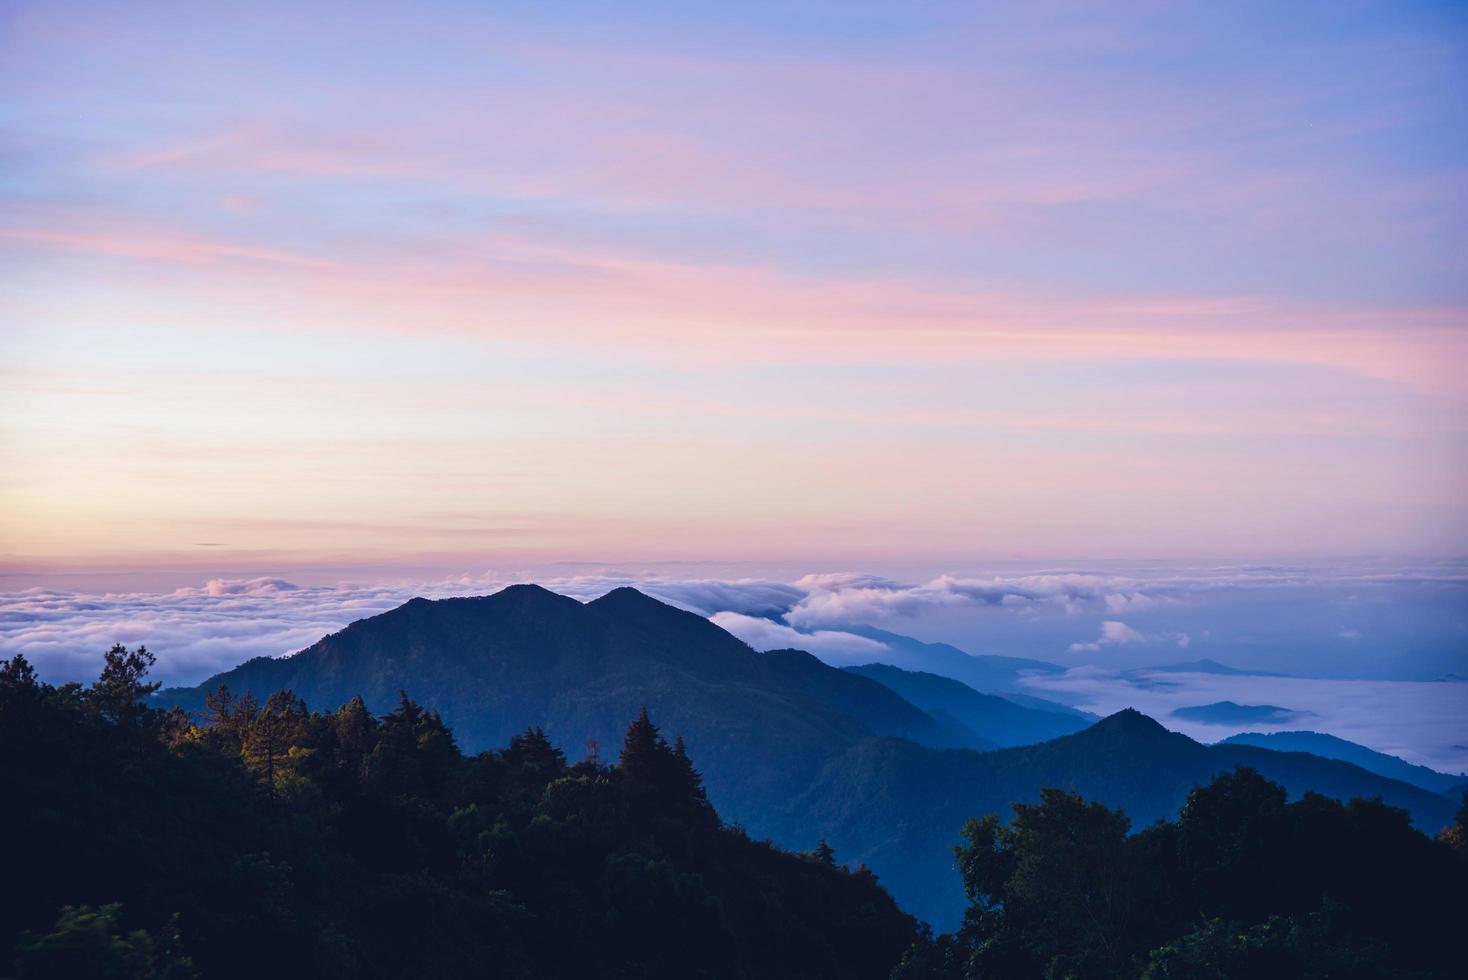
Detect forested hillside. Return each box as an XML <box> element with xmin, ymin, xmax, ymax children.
<box><xmin>843</xmin><ymin>663</ymin><xmax>1088</xmax><ymax>746</ymax></box>
<box><xmin>160</xmin><ymin>586</ymin><xmax>1461</xmax><ymax>930</ymax></box>
<box><xmin>1220</xmin><ymin>730</ymin><xmax>1467</xmax><ymax>796</ymax></box>
<box><xmin>8</xmin><ymin>645</ymin><xmax>1465</xmax><ymax>978</ymax></box>
<box><xmin>895</xmin><ymin>769</ymin><xmax>1467</xmax><ymax>978</ymax></box>
<box><xmin>1</xmin><ymin>649</ymin><xmax>919</xmax><ymax>980</ymax></box>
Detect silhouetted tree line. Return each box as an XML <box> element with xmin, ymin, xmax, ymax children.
<box><xmin>6</xmin><ymin>647</ymin><xmax>1465</xmax><ymax>979</ymax></box>
<box><xmin>1</xmin><ymin>648</ymin><xmax>918</xmax><ymax>979</ymax></box>
<box><xmin>895</xmin><ymin>773</ymin><xmax>1468</xmax><ymax>979</ymax></box>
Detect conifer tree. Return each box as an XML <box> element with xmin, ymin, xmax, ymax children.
<box><xmin>672</xmin><ymin>733</ymin><xmax>717</xmax><ymax>825</ymax></box>
<box><xmin>618</xmin><ymin>706</ymin><xmax>664</xmax><ymax>788</ymax></box>
<box><xmin>91</xmin><ymin>644</ymin><xmax>159</xmax><ymax>725</ymax></box>
<box><xmin>334</xmin><ymin>695</ymin><xmax>377</xmax><ymax>775</ymax></box>
<box><xmin>203</xmin><ymin>684</ymin><xmax>234</xmax><ymax>728</ymax></box>
<box><xmin>0</xmin><ymin>654</ymin><xmax>42</xmax><ymax>729</ymax></box>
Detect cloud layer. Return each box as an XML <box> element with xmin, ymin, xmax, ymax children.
<box><xmin>709</xmin><ymin>612</ymin><xmax>890</xmax><ymax>664</ymax></box>
<box><xmin>1022</xmin><ymin>667</ymin><xmax>1468</xmax><ymax>773</ymax></box>
<box><xmin>2</xmin><ymin>562</ymin><xmax>1463</xmax><ymax>773</ymax></box>
<box><xmin>0</xmin><ymin>573</ymin><xmax>807</xmax><ymax>688</ymax></box>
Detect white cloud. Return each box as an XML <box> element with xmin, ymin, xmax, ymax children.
<box><xmin>1069</xmin><ymin>620</ymin><xmax>1147</xmax><ymax>652</ymax></box>
<box><xmin>173</xmin><ymin>577</ymin><xmax>302</xmax><ymax>597</ymax></box>
<box><xmin>0</xmin><ymin>574</ymin><xmax>814</xmax><ymax>687</ymax></box>
<box><xmin>1104</xmin><ymin>592</ymin><xmax>1160</xmax><ymax>613</ymax></box>
<box><xmin>708</xmin><ymin>612</ymin><xmax>890</xmax><ymax>664</ymax></box>
<box><xmin>784</xmin><ymin>571</ymin><xmax>1153</xmax><ymax>627</ymax></box>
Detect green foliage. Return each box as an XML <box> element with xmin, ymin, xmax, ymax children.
<box><xmin>1</xmin><ymin>651</ymin><xmax>919</xmax><ymax>980</ymax></box>
<box><xmin>1141</xmin><ymin>904</ymin><xmax>1392</xmax><ymax>980</ymax></box>
<box><xmin>895</xmin><ymin>767</ymin><xmax>1466</xmax><ymax>980</ymax></box>
<box><xmin>92</xmin><ymin>645</ymin><xmax>159</xmax><ymax>726</ymax></box>
<box><xmin>1438</xmin><ymin>790</ymin><xmax>1468</xmax><ymax>856</ymax></box>
<box><xmin>618</xmin><ymin>708</ymin><xmax>718</xmax><ymax>828</ymax></box>
<box><xmin>10</xmin><ymin>904</ymin><xmax>195</xmax><ymax>980</ymax></box>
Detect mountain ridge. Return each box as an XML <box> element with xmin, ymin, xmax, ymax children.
<box><xmin>162</xmin><ymin>585</ymin><xmax>1457</xmax><ymax>929</ymax></box>
<box><xmin>1220</xmin><ymin>729</ymin><xmax>1467</xmax><ymax>796</ymax></box>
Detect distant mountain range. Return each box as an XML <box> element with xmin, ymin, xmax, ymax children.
<box><xmin>1144</xmin><ymin>657</ymin><xmax>1288</xmax><ymax>677</ymax></box>
<box><xmin>1220</xmin><ymin>730</ymin><xmax>1466</xmax><ymax>797</ymax></box>
<box><xmin>835</xmin><ymin>624</ymin><xmax>1091</xmax><ymax>716</ymax></box>
<box><xmin>163</xmin><ymin>585</ymin><xmax>1460</xmax><ymax>929</ymax></box>
<box><xmin>1172</xmin><ymin>700</ymin><xmax>1313</xmax><ymax>725</ymax></box>
<box><xmin>843</xmin><ymin>663</ymin><xmax>1090</xmax><ymax>747</ymax></box>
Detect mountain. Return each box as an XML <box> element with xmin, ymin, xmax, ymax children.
<box><xmin>1145</xmin><ymin>657</ymin><xmax>1286</xmax><ymax>676</ymax></box>
<box><xmin>1172</xmin><ymin>700</ymin><xmax>1311</xmax><ymax>725</ymax></box>
<box><xmin>163</xmin><ymin>585</ymin><xmax>955</xmax><ymax>814</ymax></box>
<box><xmin>164</xmin><ymin>586</ymin><xmax>1459</xmax><ymax>930</ymax></box>
<box><xmin>1220</xmin><ymin>730</ymin><xmax>1467</xmax><ymax>796</ymax></box>
<box><xmin>837</xmin><ymin>625</ymin><xmax>1091</xmax><ymax>717</ymax></box>
<box><xmin>844</xmin><ymin>663</ymin><xmax>1089</xmax><ymax>747</ymax></box>
<box><xmin>780</xmin><ymin>709</ymin><xmax>1460</xmax><ymax>926</ymax></box>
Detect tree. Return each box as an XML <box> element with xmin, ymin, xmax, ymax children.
<box><xmin>618</xmin><ymin>706</ymin><xmax>664</xmax><ymax>788</ymax></box>
<box><xmin>91</xmin><ymin>645</ymin><xmax>159</xmax><ymax>726</ymax></box>
<box><xmin>241</xmin><ymin>690</ymin><xmax>307</xmax><ymax>795</ymax></box>
<box><xmin>617</xmin><ymin>709</ymin><xmax>716</xmax><ymax>827</ymax></box>
<box><xmin>6</xmin><ymin>650</ymin><xmax>923</xmax><ymax>980</ymax></box>
<box><xmin>12</xmin><ymin>904</ymin><xmax>196</xmax><ymax>980</ymax></box>
<box><xmin>812</xmin><ymin>839</ymin><xmax>837</xmax><ymax>868</ymax></box>
<box><xmin>333</xmin><ymin>695</ymin><xmax>377</xmax><ymax>776</ymax></box>
<box><xmin>0</xmin><ymin>653</ymin><xmax>42</xmax><ymax>729</ymax></box>
<box><xmin>671</xmin><ymin>734</ymin><xmax>716</xmax><ymax>826</ymax></box>
<box><xmin>203</xmin><ymin>684</ymin><xmax>234</xmax><ymax>728</ymax></box>
<box><xmin>980</xmin><ymin>788</ymin><xmax>1136</xmax><ymax>977</ymax></box>
<box><xmin>0</xmin><ymin>652</ymin><xmax>38</xmax><ymax>694</ymax></box>
<box><xmin>1439</xmin><ymin>790</ymin><xmax>1468</xmax><ymax>857</ymax></box>
<box><xmin>1177</xmin><ymin>766</ymin><xmax>1289</xmax><ymax>920</ymax></box>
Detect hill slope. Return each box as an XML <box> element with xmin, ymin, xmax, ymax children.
<box><xmin>7</xmin><ymin>660</ymin><xmax>919</xmax><ymax>979</ymax></box>
<box><xmin>164</xmin><ymin>586</ymin><xmax>1457</xmax><ymax>929</ymax></box>
<box><xmin>781</xmin><ymin>709</ymin><xmax>1460</xmax><ymax>926</ymax></box>
<box><xmin>164</xmin><ymin>586</ymin><xmax>954</xmax><ymax>814</ymax></box>
<box><xmin>1220</xmin><ymin>730</ymin><xmax>1467</xmax><ymax>796</ymax></box>
<box><xmin>844</xmin><ymin>663</ymin><xmax>1089</xmax><ymax>747</ymax></box>
<box><xmin>837</xmin><ymin>625</ymin><xmax>1089</xmax><ymax>716</ymax></box>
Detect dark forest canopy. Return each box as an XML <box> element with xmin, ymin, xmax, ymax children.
<box><xmin>1</xmin><ymin>649</ymin><xmax>919</xmax><ymax>980</ymax></box>
<box><xmin>4</xmin><ymin>647</ymin><xmax>1466</xmax><ymax>979</ymax></box>
<box><xmin>897</xmin><ymin>772</ymin><xmax>1468</xmax><ymax>979</ymax></box>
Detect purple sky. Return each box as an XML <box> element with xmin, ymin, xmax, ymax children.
<box><xmin>2</xmin><ymin>1</ymin><xmax>1467</xmax><ymax>573</ymax></box>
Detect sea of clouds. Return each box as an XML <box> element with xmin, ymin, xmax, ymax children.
<box><xmin>3</xmin><ymin>561</ymin><xmax>1464</xmax><ymax>771</ymax></box>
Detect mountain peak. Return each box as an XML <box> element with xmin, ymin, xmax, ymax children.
<box><xmin>1092</xmin><ymin>708</ymin><xmax>1171</xmax><ymax>737</ymax></box>
<box><xmin>486</xmin><ymin>583</ymin><xmax>584</xmax><ymax>609</ymax></box>
<box><xmin>496</xmin><ymin>582</ymin><xmax>563</xmax><ymax>598</ymax></box>
<box><xmin>589</xmin><ymin>585</ymin><xmax>662</xmax><ymax>607</ymax></box>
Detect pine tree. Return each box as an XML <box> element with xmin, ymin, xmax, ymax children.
<box><xmin>0</xmin><ymin>654</ymin><xmax>42</xmax><ymax>729</ymax></box>
<box><xmin>813</xmin><ymin>839</ymin><xmax>837</xmax><ymax>868</ymax></box>
<box><xmin>204</xmin><ymin>684</ymin><xmax>234</xmax><ymax>728</ymax></box>
<box><xmin>0</xmin><ymin>653</ymin><xmax>38</xmax><ymax>692</ymax></box>
<box><xmin>334</xmin><ymin>695</ymin><xmax>377</xmax><ymax>776</ymax></box>
<box><xmin>672</xmin><ymin>734</ymin><xmax>717</xmax><ymax>826</ymax></box>
<box><xmin>619</xmin><ymin>706</ymin><xmax>665</xmax><ymax>789</ymax></box>
<box><xmin>91</xmin><ymin>644</ymin><xmax>159</xmax><ymax>725</ymax></box>
<box><xmin>242</xmin><ymin>690</ymin><xmax>307</xmax><ymax>796</ymax></box>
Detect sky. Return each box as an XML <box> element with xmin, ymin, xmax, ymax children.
<box><xmin>2</xmin><ymin>1</ymin><xmax>1467</xmax><ymax>577</ymax></box>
